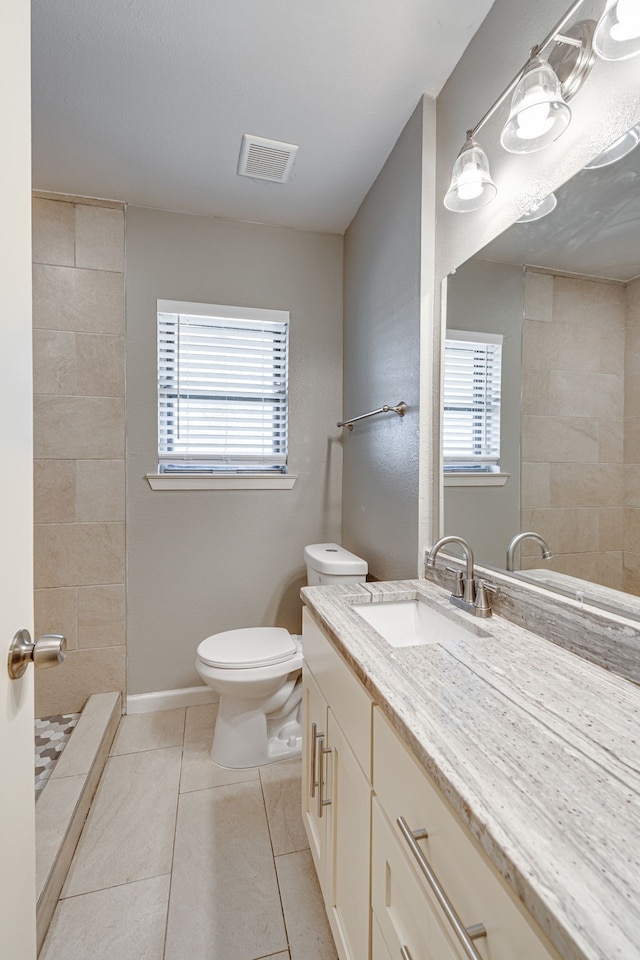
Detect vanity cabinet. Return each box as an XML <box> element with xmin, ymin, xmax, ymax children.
<box><xmin>372</xmin><ymin>708</ymin><xmax>560</xmax><ymax>960</ymax></box>
<box><xmin>302</xmin><ymin>608</ymin><xmax>372</xmax><ymax>960</ymax></box>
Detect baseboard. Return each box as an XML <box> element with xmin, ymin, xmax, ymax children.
<box><xmin>126</xmin><ymin>686</ymin><xmax>218</xmax><ymax>714</ymax></box>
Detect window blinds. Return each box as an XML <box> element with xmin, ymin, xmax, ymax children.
<box><xmin>442</xmin><ymin>331</ymin><xmax>502</xmax><ymax>470</ymax></box>
<box><xmin>158</xmin><ymin>304</ymin><xmax>289</xmax><ymax>473</ymax></box>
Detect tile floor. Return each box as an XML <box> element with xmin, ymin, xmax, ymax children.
<box><xmin>39</xmin><ymin>704</ymin><xmax>338</xmax><ymax>960</ymax></box>
<box><xmin>35</xmin><ymin>713</ymin><xmax>81</xmax><ymax>797</ymax></box>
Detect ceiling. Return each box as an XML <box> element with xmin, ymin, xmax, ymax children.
<box><xmin>480</xmin><ymin>136</ymin><xmax>640</xmax><ymax>282</ymax></box>
<box><xmin>31</xmin><ymin>0</ymin><xmax>495</xmax><ymax>235</ymax></box>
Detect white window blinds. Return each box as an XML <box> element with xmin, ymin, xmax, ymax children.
<box><xmin>443</xmin><ymin>330</ymin><xmax>503</xmax><ymax>472</ymax></box>
<box><xmin>157</xmin><ymin>300</ymin><xmax>289</xmax><ymax>473</ymax></box>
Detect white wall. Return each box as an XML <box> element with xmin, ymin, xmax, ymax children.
<box><xmin>125</xmin><ymin>207</ymin><xmax>343</xmax><ymax>694</ymax></box>
<box><xmin>342</xmin><ymin>98</ymin><xmax>436</xmax><ymax>580</ymax></box>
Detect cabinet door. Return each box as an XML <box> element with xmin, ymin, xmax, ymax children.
<box><xmin>302</xmin><ymin>665</ymin><xmax>328</xmax><ymax>883</ymax></box>
<box><xmin>325</xmin><ymin>708</ymin><xmax>371</xmax><ymax>960</ymax></box>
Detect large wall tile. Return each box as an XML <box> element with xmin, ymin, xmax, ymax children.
<box><xmin>34</xmin><ymin>460</ymin><xmax>76</xmax><ymax>523</ymax></box>
<box><xmin>35</xmin><ymin>645</ymin><xmax>126</xmax><ymax>716</ymax></box>
<box><xmin>599</xmin><ymin>419</ymin><xmax>624</xmax><ymax>465</ymax></box>
<box><xmin>523</xmin><ymin>320</ymin><xmax>600</xmax><ymax>374</ymax></box>
<box><xmin>624</xmin><ymin>419</ymin><xmax>640</xmax><ymax>464</ymax></box>
<box><xmin>33</xmin><ymin>329</ymin><xmax>77</xmax><ymax>394</ymax></box>
<box><xmin>32</xmin><ymin>198</ymin><xmax>75</xmax><ymax>267</ymax></box>
<box><xmin>35</xmin><ymin>587</ymin><xmax>78</xmax><ymax>651</ymax></box>
<box><xmin>553</xmin><ymin>276</ymin><xmax>626</xmax><ymax>329</ymax></box>
<box><xmin>599</xmin><ymin>508</ymin><xmax>624</xmax><ymax>552</ymax></box>
<box><xmin>75</xmin><ymin>334</ymin><xmax>125</xmax><ymax>397</ymax></box>
<box><xmin>521</xmin><ymin>416</ymin><xmax>598</xmax><ymax>464</ymax></box>
<box><xmin>547</xmin><ymin>369</ymin><xmax>623</xmax><ymax>421</ymax></box>
<box><xmin>550</xmin><ymin>463</ymin><xmax>623</xmax><ymax>509</ymax></box>
<box><xmin>520</xmin><ymin>507</ymin><xmax>599</xmax><ymax>557</ymax></box>
<box><xmin>75</xmin><ymin>205</ymin><xmax>125</xmax><ymax>273</ymax></box>
<box><xmin>75</xmin><ymin>460</ymin><xmax>125</xmax><ymax>522</ymax></box>
<box><xmin>35</xmin><ymin>522</ymin><xmax>125</xmax><ymax>588</ymax></box>
<box><xmin>523</xmin><ymin>271</ymin><xmax>553</xmax><ymax>323</ymax></box>
<box><xmin>34</xmin><ymin>397</ymin><xmax>124</xmax><ymax>459</ymax></box>
<box><xmin>624</xmin><ymin>464</ymin><xmax>640</xmax><ymax>507</ymax></box>
<box><xmin>77</xmin><ymin>584</ymin><xmax>125</xmax><ymax>647</ymax></box>
<box><xmin>521</xmin><ymin>462</ymin><xmax>550</xmax><ymax>509</ymax></box>
<box><xmin>33</xmin><ymin>263</ymin><xmax>124</xmax><ymax>334</ymax></box>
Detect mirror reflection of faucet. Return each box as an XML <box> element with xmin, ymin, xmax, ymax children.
<box><xmin>425</xmin><ymin>535</ymin><xmax>498</xmax><ymax>618</ymax></box>
<box><xmin>506</xmin><ymin>531</ymin><xmax>552</xmax><ymax>572</ymax></box>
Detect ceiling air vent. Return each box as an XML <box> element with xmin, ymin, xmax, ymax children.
<box><xmin>237</xmin><ymin>134</ymin><xmax>299</xmax><ymax>183</ymax></box>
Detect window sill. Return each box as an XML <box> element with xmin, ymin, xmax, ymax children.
<box><xmin>145</xmin><ymin>473</ymin><xmax>298</xmax><ymax>491</ymax></box>
<box><xmin>443</xmin><ymin>472</ymin><xmax>510</xmax><ymax>487</ymax></box>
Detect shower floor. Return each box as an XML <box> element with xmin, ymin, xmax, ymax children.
<box><xmin>35</xmin><ymin>713</ymin><xmax>80</xmax><ymax>798</ymax></box>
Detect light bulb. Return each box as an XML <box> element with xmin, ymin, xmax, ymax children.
<box><xmin>516</xmin><ymin>95</ymin><xmax>554</xmax><ymax>140</ymax></box>
<box><xmin>610</xmin><ymin>0</ymin><xmax>640</xmax><ymax>40</ymax></box>
<box><xmin>456</xmin><ymin>164</ymin><xmax>483</xmax><ymax>201</ymax></box>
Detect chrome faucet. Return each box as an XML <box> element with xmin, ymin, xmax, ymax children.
<box><xmin>506</xmin><ymin>531</ymin><xmax>552</xmax><ymax>572</ymax></box>
<box><xmin>425</xmin><ymin>535</ymin><xmax>498</xmax><ymax>618</ymax></box>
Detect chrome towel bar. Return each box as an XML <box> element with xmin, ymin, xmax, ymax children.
<box><xmin>337</xmin><ymin>401</ymin><xmax>407</xmax><ymax>430</ymax></box>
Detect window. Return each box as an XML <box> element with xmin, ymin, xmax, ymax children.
<box><xmin>442</xmin><ymin>330</ymin><xmax>503</xmax><ymax>474</ymax></box>
<box><xmin>157</xmin><ymin>300</ymin><xmax>289</xmax><ymax>475</ymax></box>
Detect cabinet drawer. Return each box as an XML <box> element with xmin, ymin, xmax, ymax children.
<box><xmin>372</xmin><ymin>798</ymin><xmax>467</xmax><ymax>960</ymax></box>
<box><xmin>302</xmin><ymin>607</ymin><xmax>372</xmax><ymax>778</ymax></box>
<box><xmin>373</xmin><ymin>708</ymin><xmax>560</xmax><ymax>960</ymax></box>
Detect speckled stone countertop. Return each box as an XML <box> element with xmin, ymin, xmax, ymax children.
<box><xmin>300</xmin><ymin>578</ymin><xmax>640</xmax><ymax>960</ymax></box>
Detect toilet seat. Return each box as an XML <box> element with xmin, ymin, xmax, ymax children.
<box><xmin>197</xmin><ymin>627</ymin><xmax>297</xmax><ymax>669</ymax></box>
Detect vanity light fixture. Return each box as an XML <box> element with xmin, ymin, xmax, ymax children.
<box><xmin>500</xmin><ymin>56</ymin><xmax>572</xmax><ymax>154</ymax></box>
<box><xmin>594</xmin><ymin>0</ymin><xmax>640</xmax><ymax>60</ymax></box>
<box><xmin>517</xmin><ymin>192</ymin><xmax>558</xmax><ymax>222</ymax></box>
<box><xmin>584</xmin><ymin>122</ymin><xmax>640</xmax><ymax>167</ymax></box>
<box><xmin>443</xmin><ymin>132</ymin><xmax>497</xmax><ymax>212</ymax></box>
<box><xmin>444</xmin><ymin>0</ymin><xmax>635</xmax><ymax>213</ymax></box>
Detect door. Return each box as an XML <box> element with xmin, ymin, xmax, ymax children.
<box><xmin>1</xmin><ymin>1</ymin><xmax>37</xmax><ymax>957</ymax></box>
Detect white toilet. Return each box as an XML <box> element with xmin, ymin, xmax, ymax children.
<box><xmin>195</xmin><ymin>543</ymin><xmax>368</xmax><ymax>768</ymax></box>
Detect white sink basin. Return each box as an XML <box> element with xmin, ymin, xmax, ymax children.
<box><xmin>351</xmin><ymin>599</ymin><xmax>479</xmax><ymax>647</ymax></box>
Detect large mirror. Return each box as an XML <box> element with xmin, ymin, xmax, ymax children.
<box><xmin>443</xmin><ymin>130</ymin><xmax>640</xmax><ymax>619</ymax></box>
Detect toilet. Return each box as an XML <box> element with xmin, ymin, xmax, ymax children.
<box><xmin>195</xmin><ymin>543</ymin><xmax>368</xmax><ymax>768</ymax></box>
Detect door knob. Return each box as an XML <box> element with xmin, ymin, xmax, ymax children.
<box><xmin>7</xmin><ymin>629</ymin><xmax>66</xmax><ymax>680</ymax></box>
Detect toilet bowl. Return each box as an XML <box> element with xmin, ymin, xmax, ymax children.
<box><xmin>195</xmin><ymin>543</ymin><xmax>367</xmax><ymax>769</ymax></box>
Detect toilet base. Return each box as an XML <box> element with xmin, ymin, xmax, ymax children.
<box><xmin>210</xmin><ymin>695</ymin><xmax>302</xmax><ymax>769</ymax></box>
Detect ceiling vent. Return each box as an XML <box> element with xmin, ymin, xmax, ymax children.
<box><xmin>237</xmin><ymin>134</ymin><xmax>299</xmax><ymax>183</ymax></box>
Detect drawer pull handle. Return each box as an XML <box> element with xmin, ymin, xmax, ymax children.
<box><xmin>400</xmin><ymin>947</ymin><xmax>414</xmax><ymax>960</ymax></box>
<box><xmin>397</xmin><ymin>816</ymin><xmax>487</xmax><ymax>960</ymax></box>
<box><xmin>317</xmin><ymin>733</ymin><xmax>332</xmax><ymax>818</ymax></box>
<box><xmin>310</xmin><ymin>722</ymin><xmax>320</xmax><ymax>798</ymax></box>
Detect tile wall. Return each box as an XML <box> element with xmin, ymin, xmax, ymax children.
<box><xmin>32</xmin><ymin>195</ymin><xmax>126</xmax><ymax>716</ymax></box>
<box><xmin>521</xmin><ymin>269</ymin><xmax>626</xmax><ymax>590</ymax></box>
<box><xmin>624</xmin><ymin>277</ymin><xmax>640</xmax><ymax>593</ymax></box>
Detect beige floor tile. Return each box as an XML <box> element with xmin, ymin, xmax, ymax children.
<box><xmin>184</xmin><ymin>702</ymin><xmax>217</xmax><ymax>743</ymax></box>
<box><xmin>63</xmin><ymin>746</ymin><xmax>181</xmax><ymax>896</ymax></box>
<box><xmin>40</xmin><ymin>875</ymin><xmax>170</xmax><ymax>960</ymax></box>
<box><xmin>180</xmin><ymin>738</ymin><xmax>259</xmax><ymax>793</ymax></box>
<box><xmin>165</xmin><ymin>781</ymin><xmax>287</xmax><ymax>960</ymax></box>
<box><xmin>260</xmin><ymin>758</ymin><xmax>308</xmax><ymax>856</ymax></box>
<box><xmin>276</xmin><ymin>849</ymin><xmax>337</xmax><ymax>960</ymax></box>
<box><xmin>110</xmin><ymin>709</ymin><xmax>185</xmax><ymax>755</ymax></box>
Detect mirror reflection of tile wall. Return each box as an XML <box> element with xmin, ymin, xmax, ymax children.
<box><xmin>521</xmin><ymin>269</ymin><xmax>640</xmax><ymax>595</ymax></box>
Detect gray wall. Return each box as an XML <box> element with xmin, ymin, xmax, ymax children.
<box><xmin>126</xmin><ymin>207</ymin><xmax>343</xmax><ymax>694</ymax></box>
<box><xmin>342</xmin><ymin>100</ymin><xmax>430</xmax><ymax>580</ymax></box>
<box><xmin>443</xmin><ymin>259</ymin><xmax>524</xmax><ymax>567</ymax></box>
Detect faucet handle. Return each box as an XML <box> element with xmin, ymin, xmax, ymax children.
<box><xmin>445</xmin><ymin>566</ymin><xmax>465</xmax><ymax>598</ymax></box>
<box><xmin>474</xmin><ymin>579</ymin><xmax>498</xmax><ymax>618</ymax></box>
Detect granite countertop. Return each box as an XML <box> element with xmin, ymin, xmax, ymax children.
<box><xmin>300</xmin><ymin>578</ymin><xmax>640</xmax><ymax>960</ymax></box>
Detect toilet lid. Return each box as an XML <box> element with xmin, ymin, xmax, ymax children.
<box><xmin>197</xmin><ymin>627</ymin><xmax>297</xmax><ymax>669</ymax></box>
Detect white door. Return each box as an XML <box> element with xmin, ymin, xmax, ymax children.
<box><xmin>1</xmin><ymin>1</ymin><xmax>37</xmax><ymax>957</ymax></box>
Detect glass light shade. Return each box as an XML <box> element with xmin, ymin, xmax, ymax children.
<box><xmin>594</xmin><ymin>0</ymin><xmax>640</xmax><ymax>60</ymax></box>
<box><xmin>500</xmin><ymin>57</ymin><xmax>572</xmax><ymax>154</ymax></box>
<box><xmin>517</xmin><ymin>192</ymin><xmax>557</xmax><ymax>222</ymax></box>
<box><xmin>443</xmin><ymin>135</ymin><xmax>497</xmax><ymax>212</ymax></box>
<box><xmin>584</xmin><ymin>124</ymin><xmax>640</xmax><ymax>168</ymax></box>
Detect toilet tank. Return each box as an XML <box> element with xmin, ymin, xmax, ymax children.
<box><xmin>304</xmin><ymin>543</ymin><xmax>368</xmax><ymax>586</ymax></box>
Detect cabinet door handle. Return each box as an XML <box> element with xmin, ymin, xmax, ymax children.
<box><xmin>400</xmin><ymin>947</ymin><xmax>414</xmax><ymax>960</ymax></box>
<box><xmin>317</xmin><ymin>733</ymin><xmax>332</xmax><ymax>818</ymax></box>
<box><xmin>310</xmin><ymin>722</ymin><xmax>320</xmax><ymax>798</ymax></box>
<box><xmin>397</xmin><ymin>816</ymin><xmax>486</xmax><ymax>960</ymax></box>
